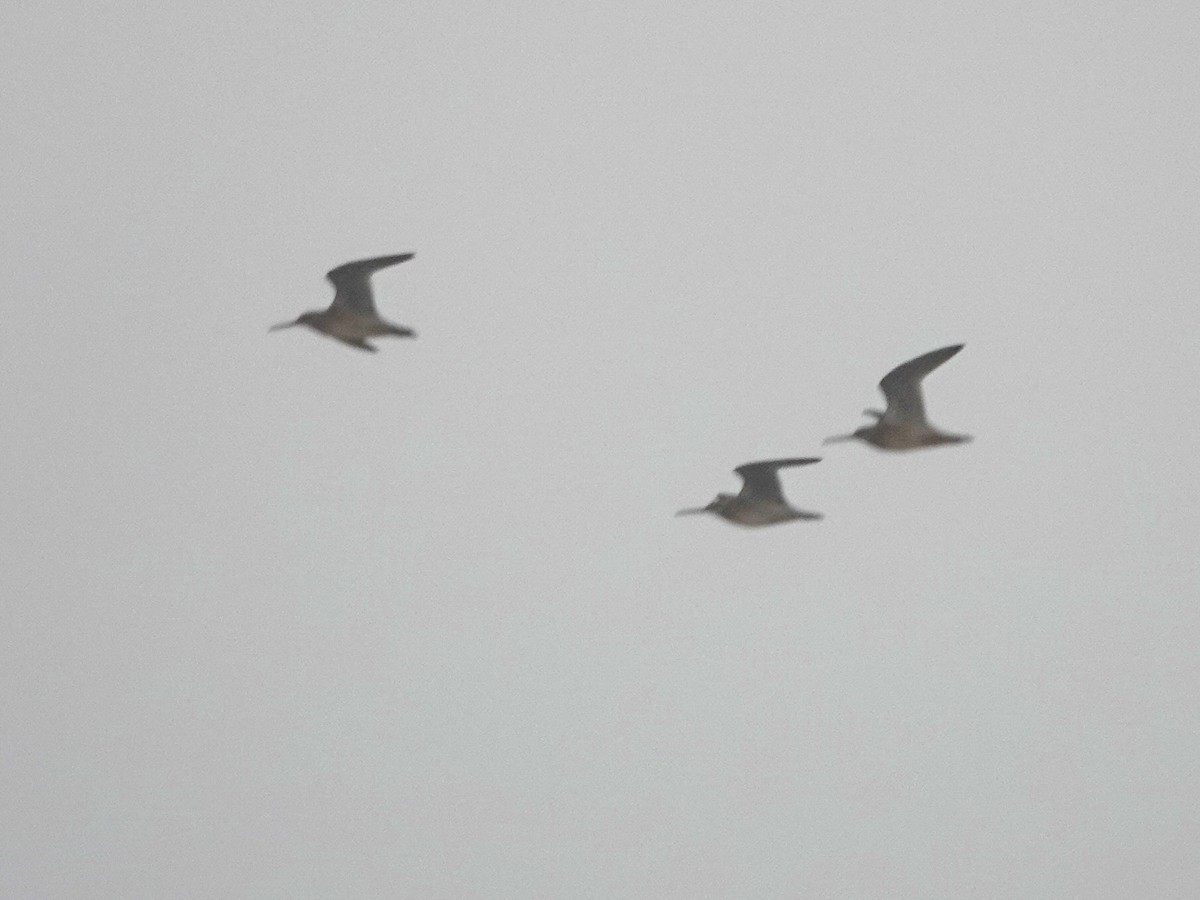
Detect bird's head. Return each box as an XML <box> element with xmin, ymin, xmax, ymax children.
<box><xmin>823</xmin><ymin>427</ymin><xmax>869</xmax><ymax>445</ymax></box>
<box><xmin>675</xmin><ymin>494</ymin><xmax>729</xmax><ymax>517</ymax></box>
<box><xmin>269</xmin><ymin>311</ymin><xmax>319</xmax><ymax>332</ymax></box>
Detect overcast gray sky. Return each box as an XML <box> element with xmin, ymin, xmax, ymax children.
<box><xmin>3</xmin><ymin>2</ymin><xmax>1199</xmax><ymax>897</ymax></box>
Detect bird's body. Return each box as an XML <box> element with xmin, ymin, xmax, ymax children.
<box><xmin>271</xmin><ymin>253</ymin><xmax>416</xmax><ymax>352</ymax></box>
<box><xmin>826</xmin><ymin>344</ymin><xmax>970</xmax><ymax>450</ymax></box>
<box><xmin>677</xmin><ymin>458</ymin><xmax>822</xmax><ymax>527</ymax></box>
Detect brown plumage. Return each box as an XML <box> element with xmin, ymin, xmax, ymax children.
<box><xmin>270</xmin><ymin>253</ymin><xmax>417</xmax><ymax>352</ymax></box>
<box><xmin>677</xmin><ymin>458</ymin><xmax>823</xmax><ymax>526</ymax></box>
<box><xmin>825</xmin><ymin>345</ymin><xmax>970</xmax><ymax>450</ymax></box>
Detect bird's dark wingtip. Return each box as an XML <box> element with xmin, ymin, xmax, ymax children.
<box><xmin>928</xmin><ymin>343</ymin><xmax>964</xmax><ymax>357</ymax></box>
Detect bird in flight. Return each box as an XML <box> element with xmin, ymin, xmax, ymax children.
<box><xmin>677</xmin><ymin>458</ymin><xmax>823</xmax><ymax>526</ymax></box>
<box><xmin>270</xmin><ymin>253</ymin><xmax>417</xmax><ymax>352</ymax></box>
<box><xmin>825</xmin><ymin>345</ymin><xmax>970</xmax><ymax>450</ymax></box>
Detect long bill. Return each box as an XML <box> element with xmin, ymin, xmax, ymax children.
<box><xmin>674</xmin><ymin>506</ymin><xmax>709</xmax><ymax>516</ymax></box>
<box><xmin>822</xmin><ymin>433</ymin><xmax>856</xmax><ymax>445</ymax></box>
<box><xmin>269</xmin><ymin>319</ymin><xmax>300</xmax><ymax>332</ymax></box>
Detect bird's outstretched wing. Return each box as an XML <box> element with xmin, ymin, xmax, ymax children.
<box><xmin>326</xmin><ymin>253</ymin><xmax>415</xmax><ymax>314</ymax></box>
<box><xmin>734</xmin><ymin>458</ymin><xmax>821</xmax><ymax>502</ymax></box>
<box><xmin>879</xmin><ymin>344</ymin><xmax>963</xmax><ymax>425</ymax></box>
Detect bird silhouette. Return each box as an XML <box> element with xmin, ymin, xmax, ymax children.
<box><xmin>825</xmin><ymin>345</ymin><xmax>970</xmax><ymax>450</ymax></box>
<box><xmin>677</xmin><ymin>458</ymin><xmax>823</xmax><ymax>526</ymax></box>
<box><xmin>270</xmin><ymin>253</ymin><xmax>417</xmax><ymax>352</ymax></box>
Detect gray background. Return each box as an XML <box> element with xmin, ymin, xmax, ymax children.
<box><xmin>3</xmin><ymin>2</ymin><xmax>1198</xmax><ymax>897</ymax></box>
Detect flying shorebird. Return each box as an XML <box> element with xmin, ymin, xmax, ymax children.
<box><xmin>676</xmin><ymin>458</ymin><xmax>823</xmax><ymax>526</ymax></box>
<box><xmin>270</xmin><ymin>253</ymin><xmax>417</xmax><ymax>352</ymax></box>
<box><xmin>825</xmin><ymin>344</ymin><xmax>970</xmax><ymax>450</ymax></box>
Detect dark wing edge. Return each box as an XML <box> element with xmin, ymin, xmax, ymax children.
<box><xmin>879</xmin><ymin>344</ymin><xmax>964</xmax><ymax>394</ymax></box>
<box><xmin>878</xmin><ymin>344</ymin><xmax>964</xmax><ymax>422</ymax></box>
<box><xmin>735</xmin><ymin>458</ymin><xmax>821</xmax><ymax>500</ymax></box>
<box><xmin>325</xmin><ymin>253</ymin><xmax>415</xmax><ymax>288</ymax></box>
